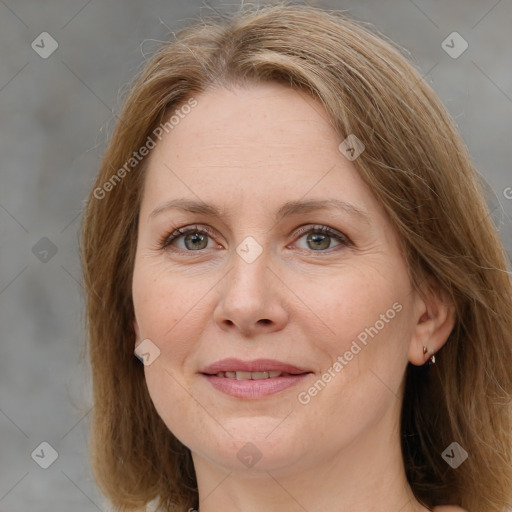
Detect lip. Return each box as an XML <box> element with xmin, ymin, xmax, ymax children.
<box><xmin>199</xmin><ymin>358</ymin><xmax>313</xmax><ymax>399</ymax></box>
<box><xmin>200</xmin><ymin>358</ymin><xmax>311</xmax><ymax>375</ymax></box>
<box><xmin>201</xmin><ymin>373</ymin><xmax>311</xmax><ymax>399</ymax></box>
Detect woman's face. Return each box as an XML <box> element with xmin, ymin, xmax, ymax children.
<box><xmin>132</xmin><ymin>82</ymin><xmax>426</xmax><ymax>477</ymax></box>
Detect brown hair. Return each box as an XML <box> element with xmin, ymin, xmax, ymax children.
<box><xmin>80</xmin><ymin>2</ymin><xmax>512</xmax><ymax>510</ymax></box>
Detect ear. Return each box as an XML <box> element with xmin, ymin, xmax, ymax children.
<box><xmin>408</xmin><ymin>277</ymin><xmax>456</xmax><ymax>366</ymax></box>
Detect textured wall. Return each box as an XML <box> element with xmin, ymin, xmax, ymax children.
<box><xmin>1</xmin><ymin>1</ymin><xmax>511</xmax><ymax>510</ymax></box>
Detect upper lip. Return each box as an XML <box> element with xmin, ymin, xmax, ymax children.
<box><xmin>201</xmin><ymin>358</ymin><xmax>312</xmax><ymax>375</ymax></box>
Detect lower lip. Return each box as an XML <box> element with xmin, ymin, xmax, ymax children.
<box><xmin>201</xmin><ymin>373</ymin><xmax>312</xmax><ymax>398</ymax></box>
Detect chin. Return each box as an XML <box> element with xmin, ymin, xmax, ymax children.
<box><xmin>189</xmin><ymin>419</ymin><xmax>309</xmax><ymax>474</ymax></box>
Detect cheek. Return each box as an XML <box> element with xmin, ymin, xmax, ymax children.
<box><xmin>133</xmin><ymin>263</ymin><xmax>204</xmax><ymax>442</ymax></box>
<box><xmin>143</xmin><ymin>363</ymin><xmax>208</xmax><ymax>454</ymax></box>
<box><xmin>294</xmin><ymin>263</ymin><xmax>413</xmax><ymax>412</ymax></box>
<box><xmin>319</xmin><ymin>277</ymin><xmax>410</xmax><ymax>382</ymax></box>
<box><xmin>132</xmin><ymin>261</ymin><xmax>208</xmax><ymax>395</ymax></box>
<box><xmin>292</xmin><ymin>262</ymin><xmax>409</xmax><ymax>348</ymax></box>
<box><xmin>132</xmin><ymin>260</ymin><xmax>202</xmax><ymax>338</ymax></box>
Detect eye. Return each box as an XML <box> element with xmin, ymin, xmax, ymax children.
<box><xmin>158</xmin><ymin>225</ymin><xmax>219</xmax><ymax>251</ymax></box>
<box><xmin>292</xmin><ymin>225</ymin><xmax>351</xmax><ymax>252</ymax></box>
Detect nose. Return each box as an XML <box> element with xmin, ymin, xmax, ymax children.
<box><xmin>212</xmin><ymin>245</ymin><xmax>289</xmax><ymax>337</ymax></box>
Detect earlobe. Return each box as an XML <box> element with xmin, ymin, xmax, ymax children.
<box><xmin>422</xmin><ymin>345</ymin><xmax>436</xmax><ymax>365</ymax></box>
<box><xmin>408</xmin><ymin>284</ymin><xmax>456</xmax><ymax>366</ymax></box>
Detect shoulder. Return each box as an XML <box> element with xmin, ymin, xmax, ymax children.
<box><xmin>432</xmin><ymin>507</ymin><xmax>468</xmax><ymax>511</ymax></box>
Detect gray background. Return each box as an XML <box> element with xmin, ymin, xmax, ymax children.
<box><xmin>1</xmin><ymin>0</ymin><xmax>511</xmax><ymax>510</ymax></box>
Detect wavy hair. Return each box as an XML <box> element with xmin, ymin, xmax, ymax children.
<box><xmin>80</xmin><ymin>2</ymin><xmax>512</xmax><ymax>510</ymax></box>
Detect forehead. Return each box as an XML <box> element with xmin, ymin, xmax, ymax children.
<box><xmin>170</xmin><ymin>83</ymin><xmax>335</xmax><ymax>159</ymax></box>
<box><xmin>139</xmin><ymin>82</ymin><xmax>379</xmax><ymax>224</ymax></box>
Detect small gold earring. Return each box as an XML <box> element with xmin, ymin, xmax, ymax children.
<box><xmin>423</xmin><ymin>346</ymin><xmax>436</xmax><ymax>364</ymax></box>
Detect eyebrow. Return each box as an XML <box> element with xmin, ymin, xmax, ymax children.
<box><xmin>148</xmin><ymin>198</ymin><xmax>371</xmax><ymax>226</ymax></box>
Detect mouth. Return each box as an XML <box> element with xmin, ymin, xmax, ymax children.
<box><xmin>207</xmin><ymin>370</ymin><xmax>301</xmax><ymax>380</ymax></box>
<box><xmin>200</xmin><ymin>357</ymin><xmax>311</xmax><ymax>375</ymax></box>
<box><xmin>199</xmin><ymin>358</ymin><xmax>313</xmax><ymax>399</ymax></box>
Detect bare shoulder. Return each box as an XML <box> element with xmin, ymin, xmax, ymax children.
<box><xmin>432</xmin><ymin>507</ymin><xmax>468</xmax><ymax>511</ymax></box>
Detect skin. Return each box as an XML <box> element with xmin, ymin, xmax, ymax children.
<box><xmin>132</xmin><ymin>82</ymin><xmax>458</xmax><ymax>512</ymax></box>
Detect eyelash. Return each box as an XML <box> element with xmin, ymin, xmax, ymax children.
<box><xmin>157</xmin><ymin>224</ymin><xmax>351</xmax><ymax>254</ymax></box>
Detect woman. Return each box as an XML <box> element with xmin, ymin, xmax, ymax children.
<box><xmin>80</xmin><ymin>2</ymin><xmax>512</xmax><ymax>511</ymax></box>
